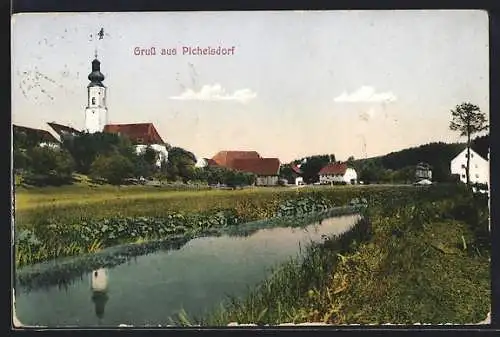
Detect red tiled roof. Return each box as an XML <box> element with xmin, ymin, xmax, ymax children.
<box><xmin>211</xmin><ymin>151</ymin><xmax>261</xmax><ymax>168</ymax></box>
<box><xmin>47</xmin><ymin>122</ymin><xmax>82</xmax><ymax>136</ymax></box>
<box><xmin>319</xmin><ymin>162</ymin><xmax>348</xmax><ymax>175</ymax></box>
<box><xmin>206</xmin><ymin>159</ymin><xmax>219</xmax><ymax>166</ymax></box>
<box><xmin>232</xmin><ymin>158</ymin><xmax>281</xmax><ymax>176</ymax></box>
<box><xmin>103</xmin><ymin>123</ymin><xmax>164</xmax><ymax>145</ymax></box>
<box><xmin>13</xmin><ymin>124</ymin><xmax>60</xmax><ymax>144</ymax></box>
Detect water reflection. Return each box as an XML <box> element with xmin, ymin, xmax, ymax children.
<box><xmin>15</xmin><ymin>214</ymin><xmax>361</xmax><ymax>327</ymax></box>
<box><xmin>91</xmin><ymin>269</ymin><xmax>109</xmax><ymax>321</ymax></box>
<box><xmin>17</xmin><ymin>236</ymin><xmax>191</xmax><ymax>293</ymax></box>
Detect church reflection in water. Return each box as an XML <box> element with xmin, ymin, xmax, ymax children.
<box><xmin>91</xmin><ymin>268</ymin><xmax>109</xmax><ymax>321</ymax></box>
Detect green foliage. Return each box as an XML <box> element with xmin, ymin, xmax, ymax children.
<box><xmin>165</xmin><ymin>147</ymin><xmax>197</xmax><ymax>183</ymax></box>
<box><xmin>298</xmin><ymin>155</ymin><xmax>334</xmax><ymax>184</ymax></box>
<box><xmin>13</xmin><ymin>148</ymin><xmax>30</xmax><ymax>172</ymax></box>
<box><xmin>89</xmin><ymin>154</ymin><xmax>135</xmax><ymax>185</ymax></box>
<box><xmin>195</xmin><ymin>166</ymin><xmax>256</xmax><ymax>187</ymax></box>
<box><xmin>279</xmin><ymin>164</ymin><xmax>297</xmax><ymax>184</ymax></box>
<box><xmin>62</xmin><ymin>132</ymin><xmax>136</xmax><ymax>174</ymax></box>
<box><xmin>22</xmin><ymin>147</ymin><xmax>75</xmax><ymax>186</ymax></box>
<box><xmin>275</xmin><ymin>196</ymin><xmax>333</xmax><ymax>217</ymax></box>
<box><xmin>358</xmin><ymin>160</ymin><xmax>384</xmax><ymax>184</ymax></box>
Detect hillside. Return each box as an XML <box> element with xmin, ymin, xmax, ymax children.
<box><xmin>283</xmin><ymin>135</ymin><xmax>488</xmax><ymax>184</ymax></box>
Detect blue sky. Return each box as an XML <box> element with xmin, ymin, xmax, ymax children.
<box><xmin>11</xmin><ymin>10</ymin><xmax>489</xmax><ymax>162</ymax></box>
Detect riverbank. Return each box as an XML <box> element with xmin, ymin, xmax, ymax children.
<box><xmin>14</xmin><ymin>184</ymin><xmax>471</xmax><ymax>267</ymax></box>
<box><xmin>16</xmin><ymin>206</ymin><xmax>362</xmax><ymax>290</ymax></box>
<box><xmin>187</xmin><ymin>189</ymin><xmax>490</xmax><ymax>325</ymax></box>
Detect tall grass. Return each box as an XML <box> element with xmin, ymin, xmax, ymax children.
<box><xmin>176</xmin><ymin>186</ymin><xmax>490</xmax><ymax>325</ymax></box>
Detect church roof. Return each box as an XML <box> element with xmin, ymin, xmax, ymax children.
<box><xmin>88</xmin><ymin>58</ymin><xmax>105</xmax><ymax>87</ymax></box>
<box><xmin>47</xmin><ymin>122</ymin><xmax>82</xmax><ymax>137</ymax></box>
<box><xmin>13</xmin><ymin>124</ymin><xmax>60</xmax><ymax>144</ymax></box>
<box><xmin>103</xmin><ymin>123</ymin><xmax>165</xmax><ymax>145</ymax></box>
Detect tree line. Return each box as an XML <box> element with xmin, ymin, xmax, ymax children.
<box><xmin>13</xmin><ymin>131</ymin><xmax>256</xmax><ymax>187</ymax></box>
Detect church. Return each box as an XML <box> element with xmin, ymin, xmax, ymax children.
<box><xmin>48</xmin><ymin>53</ymin><xmax>169</xmax><ymax>167</ymax></box>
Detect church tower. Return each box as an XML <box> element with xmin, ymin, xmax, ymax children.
<box><xmin>85</xmin><ymin>53</ymin><xmax>108</xmax><ymax>133</ymax></box>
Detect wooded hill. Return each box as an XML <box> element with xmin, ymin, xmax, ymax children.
<box><xmin>282</xmin><ymin>135</ymin><xmax>489</xmax><ymax>184</ymax></box>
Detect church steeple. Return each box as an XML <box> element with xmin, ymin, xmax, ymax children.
<box><xmin>88</xmin><ymin>55</ymin><xmax>105</xmax><ymax>87</ymax></box>
<box><xmin>85</xmin><ymin>52</ymin><xmax>108</xmax><ymax>133</ymax></box>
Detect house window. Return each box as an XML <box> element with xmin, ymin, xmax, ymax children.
<box><xmin>136</xmin><ymin>138</ymin><xmax>144</xmax><ymax>144</ymax></box>
<box><xmin>461</xmin><ymin>164</ymin><xmax>466</xmax><ymax>169</ymax></box>
<box><xmin>461</xmin><ymin>174</ymin><xmax>466</xmax><ymax>179</ymax></box>
<box><xmin>92</xmin><ymin>97</ymin><xmax>96</xmax><ymax>105</ymax></box>
<box><xmin>475</xmin><ymin>174</ymin><xmax>479</xmax><ymax>179</ymax></box>
<box><xmin>475</xmin><ymin>164</ymin><xmax>478</xmax><ymax>169</ymax></box>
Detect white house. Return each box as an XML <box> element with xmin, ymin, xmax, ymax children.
<box><xmin>318</xmin><ymin>162</ymin><xmax>358</xmax><ymax>185</ymax></box>
<box><xmin>450</xmin><ymin>148</ymin><xmax>489</xmax><ymax>186</ymax></box>
<box><xmin>135</xmin><ymin>143</ymin><xmax>169</xmax><ymax>168</ymax></box>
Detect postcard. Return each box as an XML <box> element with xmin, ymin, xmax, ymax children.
<box><xmin>11</xmin><ymin>10</ymin><xmax>490</xmax><ymax>327</ymax></box>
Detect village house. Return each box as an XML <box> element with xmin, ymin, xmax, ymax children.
<box><xmin>290</xmin><ymin>163</ymin><xmax>304</xmax><ymax>185</ymax></box>
<box><xmin>210</xmin><ymin>150</ymin><xmax>261</xmax><ymax>168</ymax></box>
<box><xmin>415</xmin><ymin>162</ymin><xmax>432</xmax><ymax>184</ymax></box>
<box><xmin>450</xmin><ymin>148</ymin><xmax>489</xmax><ymax>186</ymax></box>
<box><xmin>13</xmin><ymin>124</ymin><xmax>61</xmax><ymax>149</ymax></box>
<box><xmin>206</xmin><ymin>150</ymin><xmax>281</xmax><ymax>186</ymax></box>
<box><xmin>232</xmin><ymin>157</ymin><xmax>281</xmax><ymax>186</ymax></box>
<box><xmin>318</xmin><ymin>162</ymin><xmax>358</xmax><ymax>185</ymax></box>
<box><xmin>102</xmin><ymin>123</ymin><xmax>169</xmax><ymax>168</ymax></box>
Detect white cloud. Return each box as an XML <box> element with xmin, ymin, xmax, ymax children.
<box><xmin>334</xmin><ymin>86</ymin><xmax>397</xmax><ymax>103</ymax></box>
<box><xmin>170</xmin><ymin>84</ymin><xmax>257</xmax><ymax>103</ymax></box>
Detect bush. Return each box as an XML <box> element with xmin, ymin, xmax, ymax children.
<box><xmin>89</xmin><ymin>154</ymin><xmax>135</xmax><ymax>185</ymax></box>
<box><xmin>22</xmin><ymin>147</ymin><xmax>75</xmax><ymax>186</ymax></box>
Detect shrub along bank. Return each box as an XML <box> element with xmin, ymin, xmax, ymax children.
<box><xmin>184</xmin><ymin>187</ymin><xmax>490</xmax><ymax>325</ymax></box>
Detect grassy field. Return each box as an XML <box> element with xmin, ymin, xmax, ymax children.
<box><xmin>14</xmin><ymin>183</ymin><xmax>408</xmax><ymax>227</ymax></box>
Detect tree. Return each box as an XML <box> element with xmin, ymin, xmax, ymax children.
<box><xmin>279</xmin><ymin>164</ymin><xmax>296</xmax><ymax>184</ymax></box>
<box><xmin>450</xmin><ymin>102</ymin><xmax>488</xmax><ymax>186</ymax></box>
<box><xmin>300</xmin><ymin>155</ymin><xmax>332</xmax><ymax>184</ymax></box>
<box><xmin>89</xmin><ymin>154</ymin><xmax>135</xmax><ymax>185</ymax></box>
<box><xmin>24</xmin><ymin>147</ymin><xmax>75</xmax><ymax>186</ymax></box>
<box><xmin>133</xmin><ymin>145</ymin><xmax>159</xmax><ymax>178</ymax></box>
<box><xmin>62</xmin><ymin>132</ymin><xmax>136</xmax><ymax>174</ymax></box>
<box><xmin>165</xmin><ymin>147</ymin><xmax>196</xmax><ymax>183</ymax></box>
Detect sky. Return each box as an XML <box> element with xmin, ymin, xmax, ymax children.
<box><xmin>11</xmin><ymin>10</ymin><xmax>489</xmax><ymax>163</ymax></box>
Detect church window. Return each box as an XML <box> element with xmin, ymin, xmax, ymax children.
<box><xmin>92</xmin><ymin>97</ymin><xmax>96</xmax><ymax>105</ymax></box>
